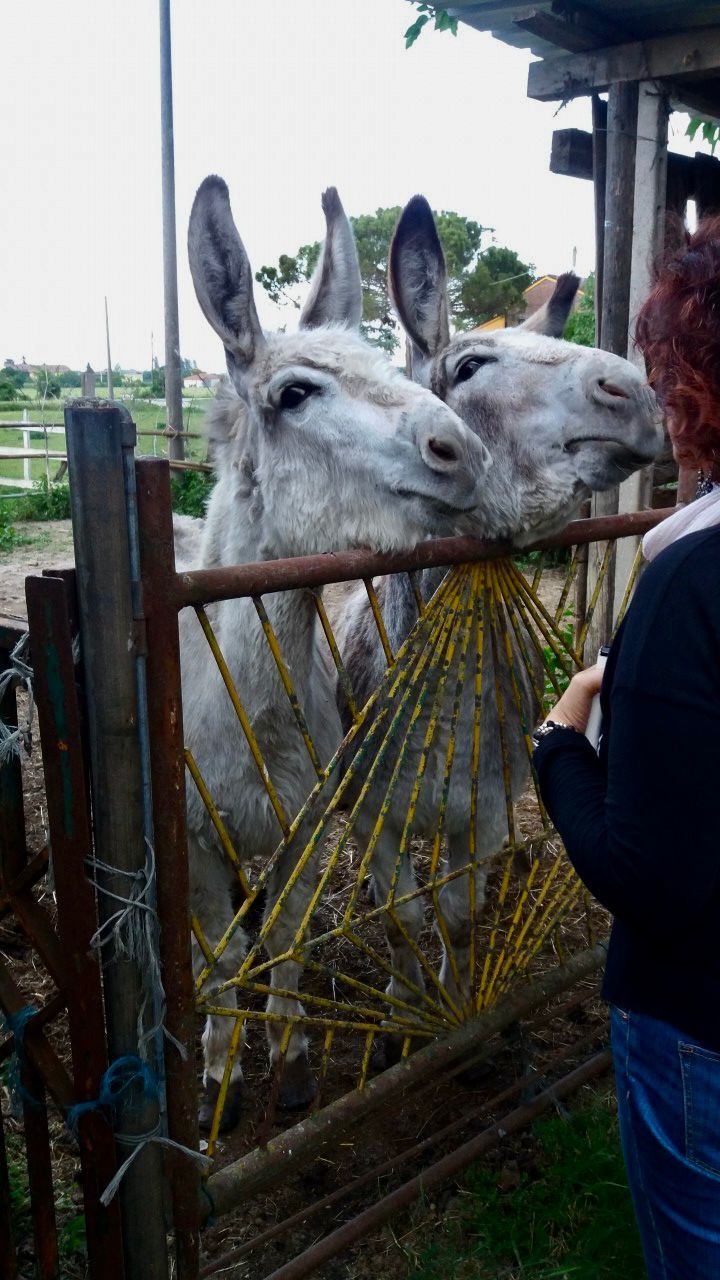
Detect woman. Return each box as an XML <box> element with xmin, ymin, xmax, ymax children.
<box><xmin>532</xmin><ymin>220</ymin><xmax>720</xmax><ymax>1280</ymax></box>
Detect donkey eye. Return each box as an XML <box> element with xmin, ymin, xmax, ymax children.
<box><xmin>455</xmin><ymin>355</ymin><xmax>496</xmax><ymax>383</ymax></box>
<box><xmin>279</xmin><ymin>382</ymin><xmax>318</xmax><ymax>410</ymax></box>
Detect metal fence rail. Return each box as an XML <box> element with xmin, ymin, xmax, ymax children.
<box><xmin>1</xmin><ymin>403</ymin><xmax>673</xmax><ymax>1279</ymax></box>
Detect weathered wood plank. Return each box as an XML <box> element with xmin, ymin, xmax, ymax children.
<box><xmin>528</xmin><ymin>28</ymin><xmax>720</xmax><ymax>101</ymax></box>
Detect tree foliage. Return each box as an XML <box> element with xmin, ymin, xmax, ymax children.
<box><xmin>564</xmin><ymin>274</ymin><xmax>595</xmax><ymax>347</ymax></box>
<box><xmin>404</xmin><ymin>4</ymin><xmax>457</xmax><ymax>49</ymax></box>
<box><xmin>257</xmin><ymin>208</ymin><xmax>533</xmax><ymax>352</ymax></box>
<box><xmin>687</xmin><ymin>116</ymin><xmax>720</xmax><ymax>154</ymax></box>
<box><xmin>35</xmin><ymin>368</ymin><xmax>61</xmax><ymax>399</ymax></box>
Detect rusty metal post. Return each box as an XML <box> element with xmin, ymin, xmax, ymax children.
<box><xmin>25</xmin><ymin>573</ymin><xmax>125</xmax><ymax>1279</ymax></box>
<box><xmin>0</xmin><ymin>1106</ymin><xmax>18</xmax><ymax>1279</ymax></box>
<box><xmin>20</xmin><ymin>1062</ymin><xmax>59</xmax><ymax>1280</ymax></box>
<box><xmin>64</xmin><ymin>399</ymin><xmax>170</xmax><ymax>1280</ymax></box>
<box><xmin>136</xmin><ymin>457</ymin><xmax>201</xmax><ymax>1278</ymax></box>
<box><xmin>264</xmin><ymin>1050</ymin><xmax>612</xmax><ymax>1280</ymax></box>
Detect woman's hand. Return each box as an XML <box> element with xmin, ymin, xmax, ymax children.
<box><xmin>543</xmin><ymin>664</ymin><xmax>604</xmax><ymax>734</ymax></box>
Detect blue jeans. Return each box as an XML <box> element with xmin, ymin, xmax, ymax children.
<box><xmin>611</xmin><ymin>1006</ymin><xmax>720</xmax><ymax>1279</ymax></box>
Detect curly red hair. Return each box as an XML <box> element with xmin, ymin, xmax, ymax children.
<box><xmin>635</xmin><ymin>216</ymin><xmax>720</xmax><ymax>471</ymax></box>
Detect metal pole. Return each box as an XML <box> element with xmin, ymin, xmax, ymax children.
<box><xmin>159</xmin><ymin>0</ymin><xmax>185</xmax><ymax>461</ymax></box>
<box><xmin>65</xmin><ymin>400</ymin><xmax>169</xmax><ymax>1280</ymax></box>
<box><xmin>104</xmin><ymin>297</ymin><xmax>114</xmax><ymax>402</ymax></box>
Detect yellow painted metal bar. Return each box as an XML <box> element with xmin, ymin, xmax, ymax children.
<box><xmin>358</xmin><ymin>1031</ymin><xmax>376</xmax><ymax>1090</ymax></box>
<box><xmin>312</xmin><ymin>589</ymin><xmax>359</xmax><ymax>722</ymax></box>
<box><xmin>530</xmin><ymin>552</ymin><xmax>546</xmax><ymax>595</ymax></box>
<box><xmin>194</xmin><ymin>604</ymin><xmax>290</xmax><ymax>836</ymax></box>
<box><xmin>200</xmin><ymin>1005</ymin><xmax>435</xmax><ymax>1038</ymax></box>
<box><xmin>184</xmin><ymin>748</ymin><xmax>254</xmax><ymax>900</ymax></box>
<box><xmin>428</xmin><ymin>569</ymin><xmax>481</xmax><ymax>996</ymax></box>
<box><xmin>577</xmin><ymin>537</ymin><xmax>615</xmax><ymax>651</ymax></box>
<box><xmin>252</xmin><ymin>595</ymin><xmax>325</xmax><ymax>779</ymax></box>
<box><xmin>553</xmin><ymin>545</ymin><xmax>582</xmax><ymax>624</ymax></box>
<box><xmin>363</xmin><ymin>577</ymin><xmax>394</xmax><ymax>665</ymax></box>
<box><xmin>206</xmin><ymin>975</ymin><xmax>433</xmax><ymax>1033</ymax></box>
<box><xmin>303</xmin><ymin>958</ymin><xmax>446</xmax><ymax>1030</ymax></box>
<box><xmin>206</xmin><ymin>1015</ymin><xmax>245</xmax><ymax>1161</ymax></box>
<box><xmin>613</xmin><ymin>542</ymin><xmax>643</xmax><ymax>635</ymax></box>
<box><xmin>191</xmin><ymin>914</ymin><xmax>215</xmax><ymax>966</ymax></box>
<box><xmin>385</xmin><ymin>904</ymin><xmax>464</xmax><ymax>1024</ymax></box>
<box><xmin>194</xmin><ymin>578</ymin><xmax>458</xmax><ymax>992</ymax></box>
<box><xmin>504</xmin><ymin>562</ymin><xmax>581</xmax><ymax>674</ymax></box>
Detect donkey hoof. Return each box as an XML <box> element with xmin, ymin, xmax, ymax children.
<box><xmin>199</xmin><ymin>1077</ymin><xmax>243</xmax><ymax>1133</ymax></box>
<box><xmin>370</xmin><ymin>1032</ymin><xmax>404</xmax><ymax>1073</ymax></box>
<box><xmin>278</xmin><ymin>1054</ymin><xmax>315</xmax><ymax>1110</ymax></box>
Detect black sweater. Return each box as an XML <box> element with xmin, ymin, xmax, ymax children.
<box><xmin>533</xmin><ymin>524</ymin><xmax>720</xmax><ymax>1051</ymax></box>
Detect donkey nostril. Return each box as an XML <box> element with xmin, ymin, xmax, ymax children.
<box><xmin>599</xmin><ymin>379</ymin><xmax>630</xmax><ymax>400</ymax></box>
<box><xmin>427</xmin><ymin>437</ymin><xmax>458</xmax><ymax>463</ymax></box>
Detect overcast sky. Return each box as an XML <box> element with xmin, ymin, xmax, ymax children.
<box><xmin>2</xmin><ymin>1</ymin><xmax>704</xmax><ymax>373</ymax></box>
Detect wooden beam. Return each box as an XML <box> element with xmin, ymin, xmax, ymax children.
<box><xmin>592</xmin><ymin>95</ymin><xmax>607</xmax><ymax>342</ymax></box>
<box><xmin>614</xmin><ymin>83</ymin><xmax>670</xmax><ymax>608</ymax></box>
<box><xmin>550</xmin><ymin>127</ymin><xmax>593</xmax><ymax>181</ymax></box>
<box><xmin>584</xmin><ymin>80</ymin><xmax>638</xmax><ymax>659</ymax></box>
<box><xmin>514</xmin><ymin>4</ymin><xmax>628</xmax><ymax>54</ymax></box>
<box><xmin>528</xmin><ymin>28</ymin><xmax>720</xmax><ymax>101</ymax></box>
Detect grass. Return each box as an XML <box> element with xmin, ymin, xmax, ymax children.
<box><xmin>4</xmin><ymin>1128</ymin><xmax>87</xmax><ymax>1276</ymax></box>
<box><xmin>408</xmin><ymin>1086</ymin><xmax>645</xmax><ymax>1280</ymax></box>
<box><xmin>0</xmin><ymin>388</ymin><xmax>212</xmax><ymax>485</ymax></box>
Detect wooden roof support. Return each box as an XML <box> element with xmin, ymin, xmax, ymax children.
<box><xmin>513</xmin><ymin>4</ymin><xmax>629</xmax><ymax>54</ymax></box>
<box><xmin>528</xmin><ymin>27</ymin><xmax>720</xmax><ymax>101</ymax></box>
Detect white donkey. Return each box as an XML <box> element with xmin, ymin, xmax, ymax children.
<box><xmin>329</xmin><ymin>197</ymin><xmax>663</xmax><ymax>1030</ymax></box>
<box><xmin>181</xmin><ymin>177</ymin><xmax>490</xmax><ymax>1128</ymax></box>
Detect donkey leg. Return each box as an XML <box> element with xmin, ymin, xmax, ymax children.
<box><xmin>437</xmin><ymin>832</ymin><xmax>489</xmax><ymax>1013</ymax></box>
<box><xmin>190</xmin><ymin>855</ymin><xmax>249</xmax><ymax>1132</ymax></box>
<box><xmin>369</xmin><ymin>827</ymin><xmax>425</xmax><ymax>1009</ymax></box>
<box><xmin>262</xmin><ymin>848</ymin><xmax>320</xmax><ymax>1111</ymax></box>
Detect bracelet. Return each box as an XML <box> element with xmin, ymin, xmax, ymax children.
<box><xmin>531</xmin><ymin>719</ymin><xmax>579</xmax><ymax>748</ymax></box>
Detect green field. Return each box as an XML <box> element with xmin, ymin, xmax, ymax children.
<box><xmin>0</xmin><ymin>387</ymin><xmax>213</xmax><ymax>487</ymax></box>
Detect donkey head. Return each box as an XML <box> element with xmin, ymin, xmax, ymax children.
<box><xmin>389</xmin><ymin>196</ymin><xmax>663</xmax><ymax>542</ymax></box>
<box><xmin>188</xmin><ymin>177</ymin><xmax>491</xmax><ymax>560</ymax></box>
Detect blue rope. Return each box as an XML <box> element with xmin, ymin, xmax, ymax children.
<box><xmin>1</xmin><ymin>1004</ymin><xmax>41</xmax><ymax>1109</ymax></box>
<box><xmin>66</xmin><ymin>1055</ymin><xmax>159</xmax><ymax>1134</ymax></box>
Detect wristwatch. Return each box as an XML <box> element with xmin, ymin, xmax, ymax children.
<box><xmin>531</xmin><ymin>719</ymin><xmax>578</xmax><ymax>748</ymax></box>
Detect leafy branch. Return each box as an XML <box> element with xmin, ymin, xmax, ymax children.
<box><xmin>404</xmin><ymin>4</ymin><xmax>458</xmax><ymax>50</ymax></box>
<box><xmin>686</xmin><ymin>116</ymin><xmax>720</xmax><ymax>154</ymax></box>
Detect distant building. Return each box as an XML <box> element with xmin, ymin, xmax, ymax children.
<box><xmin>183</xmin><ymin>371</ymin><xmax>221</xmax><ymax>389</ymax></box>
<box><xmin>475</xmin><ymin>275</ymin><xmax>583</xmax><ymax>331</ymax></box>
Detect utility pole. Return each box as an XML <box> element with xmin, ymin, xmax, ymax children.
<box><xmin>105</xmin><ymin>296</ymin><xmax>114</xmax><ymax>401</ymax></box>
<box><xmin>159</xmin><ymin>0</ymin><xmax>184</xmax><ymax>461</ymax></box>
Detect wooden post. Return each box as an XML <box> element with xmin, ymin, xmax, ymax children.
<box><xmin>64</xmin><ymin>400</ymin><xmax>169</xmax><ymax>1280</ymax></box>
<box><xmin>585</xmin><ymin>81</ymin><xmax>638</xmax><ymax>658</ymax></box>
<box><xmin>615</xmin><ymin>83</ymin><xmax>669</xmax><ymax>609</ymax></box>
<box><xmin>591</xmin><ymin>94</ymin><xmax>607</xmax><ymax>342</ymax></box>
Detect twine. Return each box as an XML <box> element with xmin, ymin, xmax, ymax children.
<box><xmin>0</xmin><ymin>632</ymin><xmax>34</xmax><ymax>766</ymax></box>
<box><xmin>1</xmin><ymin>1004</ymin><xmax>41</xmax><ymax>1112</ymax></box>
<box><xmin>65</xmin><ymin>1055</ymin><xmax>210</xmax><ymax>1205</ymax></box>
<box><xmin>86</xmin><ymin>840</ymin><xmax>186</xmax><ymax>1059</ymax></box>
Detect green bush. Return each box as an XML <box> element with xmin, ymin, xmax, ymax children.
<box><xmin>170</xmin><ymin>469</ymin><xmax>214</xmax><ymax>517</ymax></box>
<box><xmin>0</xmin><ymin>507</ymin><xmax>27</xmax><ymax>551</ymax></box>
<box><xmin>12</xmin><ymin>477</ymin><xmax>72</xmax><ymax>521</ymax></box>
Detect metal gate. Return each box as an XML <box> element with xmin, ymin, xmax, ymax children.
<box><xmin>0</xmin><ymin>400</ymin><xmax>667</xmax><ymax>1279</ymax></box>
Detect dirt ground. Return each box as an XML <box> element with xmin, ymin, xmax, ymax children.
<box><xmin>1</xmin><ymin>519</ymin><xmax>74</xmax><ymax>620</ymax></box>
<box><xmin>1</xmin><ymin>528</ymin><xmax>600</xmax><ymax>1280</ymax></box>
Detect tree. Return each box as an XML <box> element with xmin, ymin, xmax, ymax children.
<box><xmin>35</xmin><ymin>367</ymin><xmax>61</xmax><ymax>399</ymax></box>
<box><xmin>2</xmin><ymin>365</ymin><xmax>29</xmax><ymax>389</ymax></box>
<box><xmin>58</xmin><ymin>370</ymin><xmax>82</xmax><ymax>388</ymax></box>
<box><xmin>564</xmin><ymin>274</ymin><xmax>595</xmax><ymax>347</ymax></box>
<box><xmin>257</xmin><ymin>207</ymin><xmax>531</xmax><ymax>352</ymax></box>
<box><xmin>0</xmin><ymin>375</ymin><xmax>19</xmax><ymax>400</ymax></box>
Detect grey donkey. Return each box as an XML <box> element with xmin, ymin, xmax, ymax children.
<box><xmin>180</xmin><ymin>177</ymin><xmax>491</xmax><ymax>1129</ymax></box>
<box><xmin>328</xmin><ymin>196</ymin><xmax>663</xmax><ymax>1032</ymax></box>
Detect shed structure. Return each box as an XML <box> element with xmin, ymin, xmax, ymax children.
<box><xmin>446</xmin><ymin>0</ymin><xmax>720</xmax><ymax>647</ymax></box>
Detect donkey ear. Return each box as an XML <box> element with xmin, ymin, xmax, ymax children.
<box><xmin>519</xmin><ymin>272</ymin><xmax>580</xmax><ymax>338</ymax></box>
<box><xmin>188</xmin><ymin>175</ymin><xmax>266</xmax><ymax>373</ymax></box>
<box><xmin>389</xmin><ymin>196</ymin><xmax>450</xmax><ymax>375</ymax></box>
<box><xmin>299</xmin><ymin>187</ymin><xmax>362</xmax><ymax>329</ymax></box>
